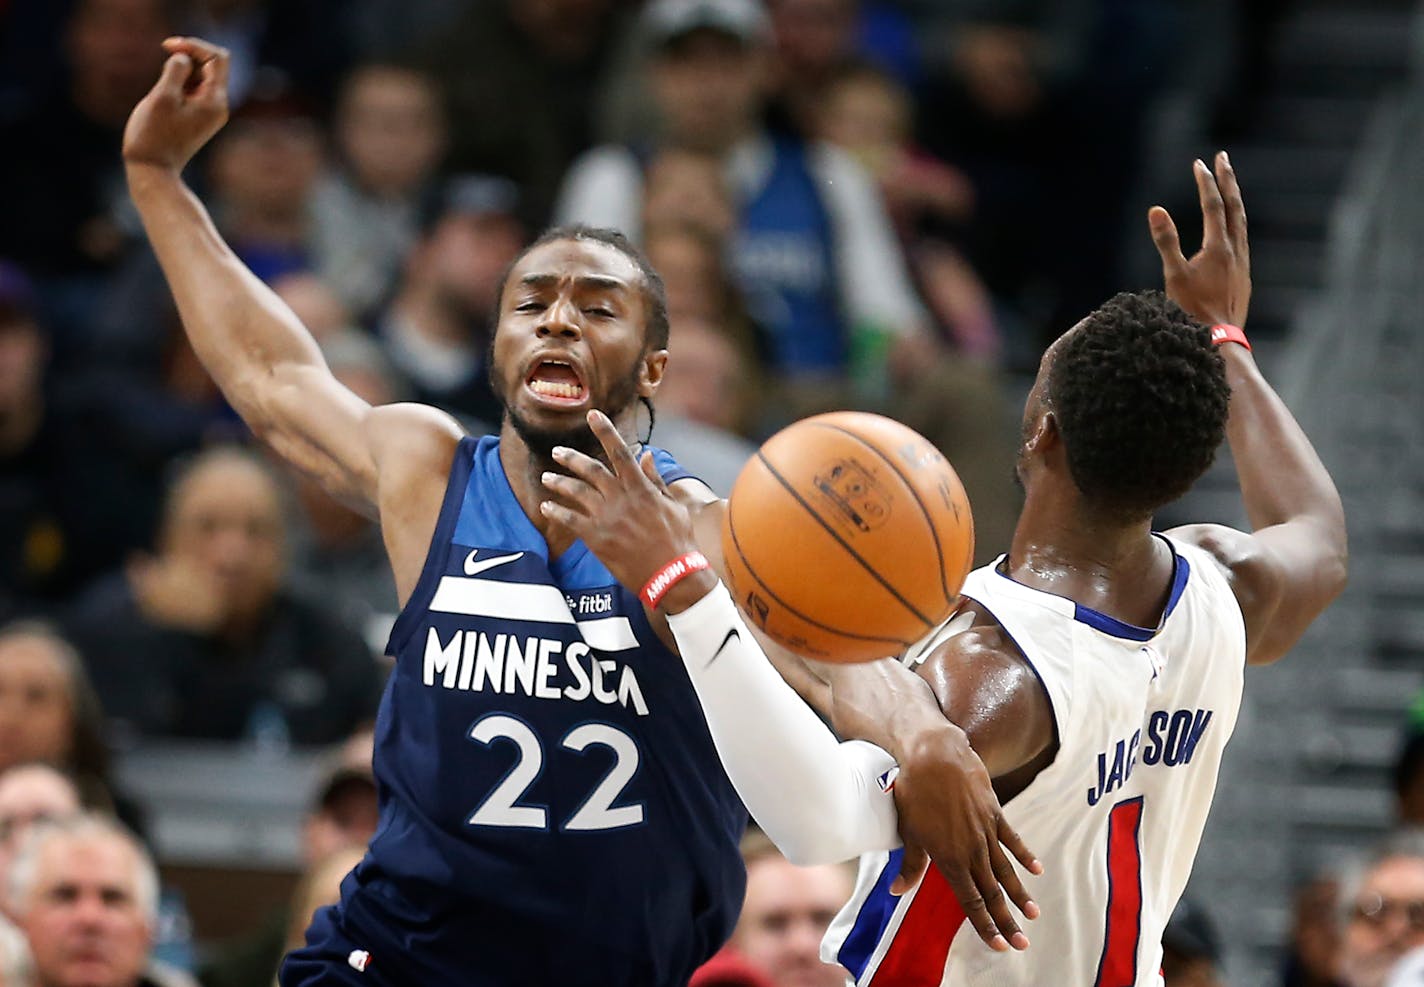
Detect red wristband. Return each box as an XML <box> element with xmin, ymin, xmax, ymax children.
<box><xmin>640</xmin><ymin>551</ymin><xmax>711</xmax><ymax>610</ymax></box>
<box><xmin>1210</xmin><ymin>323</ymin><xmax>1251</xmax><ymax>351</ymax></box>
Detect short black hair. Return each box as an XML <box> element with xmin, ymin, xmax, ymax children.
<box><xmin>495</xmin><ymin>225</ymin><xmax>670</xmax><ymax>350</ymax></box>
<box><xmin>1047</xmin><ymin>290</ymin><xmax>1230</xmax><ymax>520</ymax></box>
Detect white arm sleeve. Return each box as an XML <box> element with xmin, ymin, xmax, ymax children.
<box><xmin>666</xmin><ymin>582</ymin><xmax>902</xmax><ymax>865</ymax></box>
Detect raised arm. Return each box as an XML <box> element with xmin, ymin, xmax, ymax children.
<box><xmin>123</xmin><ymin>39</ymin><xmax>462</xmax><ymax>598</ymax></box>
<box><xmin>1151</xmin><ymin>153</ymin><xmax>1348</xmax><ymax>664</ymax></box>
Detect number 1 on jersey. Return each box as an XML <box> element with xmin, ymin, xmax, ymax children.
<box><xmin>1093</xmin><ymin>797</ymin><xmax>1144</xmax><ymax>987</ymax></box>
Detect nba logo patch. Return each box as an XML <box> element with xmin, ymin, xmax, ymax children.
<box><xmin>347</xmin><ymin>950</ymin><xmax>372</xmax><ymax>973</ymax></box>
<box><xmin>877</xmin><ymin>766</ymin><xmax>900</xmax><ymax>793</ymax></box>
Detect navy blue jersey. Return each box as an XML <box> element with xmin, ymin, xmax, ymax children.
<box><xmin>289</xmin><ymin>436</ymin><xmax>748</xmax><ymax>987</ymax></box>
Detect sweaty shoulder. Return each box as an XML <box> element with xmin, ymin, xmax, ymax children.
<box><xmin>366</xmin><ymin>403</ymin><xmax>467</xmax><ymax>605</ymax></box>
<box><xmin>917</xmin><ymin>601</ymin><xmax>1058</xmax><ymax>788</ymax></box>
<box><xmin>1165</xmin><ymin>523</ymin><xmax>1279</xmax><ymax>662</ymax></box>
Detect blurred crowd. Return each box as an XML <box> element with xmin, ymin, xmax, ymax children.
<box><xmin>0</xmin><ymin>0</ymin><xmax>1410</xmax><ymax>985</ymax></box>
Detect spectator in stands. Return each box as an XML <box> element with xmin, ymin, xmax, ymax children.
<box><xmin>283</xmin><ymin>330</ymin><xmax>403</xmax><ymax>637</ymax></box>
<box><xmin>200</xmin><ymin>767</ymin><xmax>376</xmax><ymax>987</ymax></box>
<box><xmin>1283</xmin><ymin>872</ymin><xmax>1345</xmax><ymax>987</ymax></box>
<box><xmin>0</xmin><ymin>625</ymin><xmax>113</xmax><ymax>814</ymax></box>
<box><xmin>206</xmin><ymin>75</ymin><xmax>324</xmax><ymax>286</ymax></box>
<box><xmin>817</xmin><ymin>62</ymin><xmax>999</xmax><ymax>362</ymax></box>
<box><xmin>373</xmin><ymin>175</ymin><xmax>526</xmax><ymax>430</ymax></box>
<box><xmin>311</xmin><ymin>64</ymin><xmax>446</xmax><ymax>321</ymax></box>
<box><xmin>652</xmin><ymin>317</ymin><xmax>757</xmax><ymax>496</ymax></box>
<box><xmin>0</xmin><ymin>264</ymin><xmax>178</xmax><ymax>618</ymax></box>
<box><xmin>416</xmin><ymin>0</ymin><xmax>633</xmax><ymax>227</ymax></box>
<box><xmin>556</xmin><ymin>0</ymin><xmax>933</xmax><ymax>406</ymax></box>
<box><xmin>0</xmin><ymin>0</ymin><xmax>172</xmax><ymax>343</ymax></box>
<box><xmin>0</xmin><ymin>764</ymin><xmax>82</xmax><ymax>888</ymax></box>
<box><xmin>65</xmin><ymin>448</ymin><xmax>380</xmax><ymax>746</ymax></box>
<box><xmin>1161</xmin><ymin>897</ymin><xmax>1226</xmax><ymax>987</ymax></box>
<box><xmin>8</xmin><ymin>813</ymin><xmax>197</xmax><ymax>987</ymax></box>
<box><xmin>641</xmin><ymin>149</ymin><xmax>738</xmax><ymax>243</ymax></box>
<box><xmin>732</xmin><ymin>832</ymin><xmax>853</xmax><ymax>987</ymax></box>
<box><xmin>1337</xmin><ymin>831</ymin><xmax>1424</xmax><ymax>987</ymax></box>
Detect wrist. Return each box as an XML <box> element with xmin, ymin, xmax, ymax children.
<box><xmin>124</xmin><ymin>160</ymin><xmax>185</xmax><ymax>193</ymax></box>
<box><xmin>1210</xmin><ymin>323</ymin><xmax>1252</xmax><ymax>351</ymax></box>
<box><xmin>893</xmin><ymin>716</ymin><xmax>970</xmax><ymax>768</ymax></box>
<box><xmin>640</xmin><ymin>550</ymin><xmax>714</xmax><ymax>613</ymax></box>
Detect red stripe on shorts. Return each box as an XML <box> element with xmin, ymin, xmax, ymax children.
<box><xmin>869</xmin><ymin>866</ymin><xmax>967</xmax><ymax>986</ymax></box>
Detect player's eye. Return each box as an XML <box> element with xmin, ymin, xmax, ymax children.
<box><xmin>584</xmin><ymin>307</ymin><xmax>614</xmax><ymax>318</ymax></box>
<box><xmin>515</xmin><ymin>302</ymin><xmax>544</xmax><ymax>313</ymax></box>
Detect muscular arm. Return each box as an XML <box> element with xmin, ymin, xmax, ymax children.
<box><xmin>123</xmin><ymin>40</ymin><xmax>462</xmax><ymax>599</ymax></box>
<box><xmin>1152</xmin><ymin>155</ymin><xmax>1347</xmax><ymax>664</ymax></box>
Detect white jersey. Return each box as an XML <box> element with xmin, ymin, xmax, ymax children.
<box><xmin>822</xmin><ymin>535</ymin><xmax>1246</xmax><ymax>987</ymax></box>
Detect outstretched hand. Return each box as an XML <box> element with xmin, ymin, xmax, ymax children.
<box><xmin>123</xmin><ymin>37</ymin><xmax>232</xmax><ymax>172</ymax></box>
<box><xmin>540</xmin><ymin>411</ymin><xmax>716</xmax><ymax>613</ymax></box>
<box><xmin>1148</xmin><ymin>152</ymin><xmax>1251</xmax><ymax>328</ymax></box>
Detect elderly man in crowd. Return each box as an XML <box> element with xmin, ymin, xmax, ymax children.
<box><xmin>8</xmin><ymin>813</ymin><xmax>196</xmax><ymax>987</ymax></box>
<box><xmin>1339</xmin><ymin>830</ymin><xmax>1424</xmax><ymax>987</ymax></box>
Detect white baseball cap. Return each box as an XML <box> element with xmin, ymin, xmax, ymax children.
<box><xmin>643</xmin><ymin>0</ymin><xmax>771</xmax><ymax>49</ymax></box>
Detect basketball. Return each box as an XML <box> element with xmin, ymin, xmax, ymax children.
<box><xmin>721</xmin><ymin>411</ymin><xmax>975</xmax><ymax>664</ymax></box>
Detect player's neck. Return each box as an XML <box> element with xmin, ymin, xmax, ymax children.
<box><xmin>1005</xmin><ymin>487</ymin><xmax>1160</xmax><ymax>591</ymax></box>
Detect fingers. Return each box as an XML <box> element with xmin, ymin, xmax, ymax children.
<box><xmin>889</xmin><ymin>845</ymin><xmax>928</xmax><ymax>896</ymax></box>
<box><xmin>1215</xmin><ymin>150</ymin><xmax>1249</xmax><ymax>263</ymax></box>
<box><xmin>641</xmin><ymin>452</ymin><xmax>671</xmax><ymax>494</ymax></box>
<box><xmin>587</xmin><ymin>410</ymin><xmax>640</xmax><ymax>477</ymax></box>
<box><xmin>943</xmin><ymin>863</ymin><xmax>1012</xmax><ymax>952</ymax></box>
<box><xmin>998</xmin><ymin>817</ymin><xmax>1044</xmax><ymax>877</ymax></box>
<box><xmin>988</xmin><ymin>839</ymin><xmax>1039</xmax><ymax>924</ymax></box>
<box><xmin>156</xmin><ymin>52</ymin><xmax>193</xmax><ymax>96</ymax></box>
<box><xmin>538</xmin><ymin>498</ymin><xmax>588</xmax><ymax>536</ymax></box>
<box><xmin>551</xmin><ymin>445</ymin><xmax>613</xmax><ymax>493</ymax></box>
<box><xmin>162</xmin><ymin>36</ymin><xmax>230</xmax><ymax>97</ymax></box>
<box><xmin>1147</xmin><ymin>206</ymin><xmax>1186</xmax><ymax>274</ymax></box>
<box><xmin>540</xmin><ymin>471</ymin><xmax>600</xmax><ymax>517</ymax></box>
<box><xmin>1194</xmin><ymin>158</ymin><xmax>1228</xmax><ymax>252</ymax></box>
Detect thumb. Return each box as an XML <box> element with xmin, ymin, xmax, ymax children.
<box><xmin>890</xmin><ymin>845</ymin><xmax>928</xmax><ymax>896</ymax></box>
<box><xmin>1147</xmin><ymin>206</ymin><xmax>1186</xmax><ymax>271</ymax></box>
<box><xmin>157</xmin><ymin>52</ymin><xmax>194</xmax><ymax>95</ymax></box>
<box><xmin>641</xmin><ymin>451</ymin><xmax>670</xmax><ymax>494</ymax></box>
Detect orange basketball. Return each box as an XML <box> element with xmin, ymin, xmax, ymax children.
<box><xmin>721</xmin><ymin>412</ymin><xmax>975</xmax><ymax>664</ymax></box>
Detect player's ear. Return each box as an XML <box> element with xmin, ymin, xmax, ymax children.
<box><xmin>1025</xmin><ymin>410</ymin><xmax>1057</xmax><ymax>454</ymax></box>
<box><xmin>639</xmin><ymin>349</ymin><xmax>669</xmax><ymax>399</ymax></box>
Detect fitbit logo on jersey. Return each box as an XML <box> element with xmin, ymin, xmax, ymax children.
<box><xmin>422</xmin><ymin>628</ymin><xmax>649</xmax><ymax>716</ymax></box>
<box><xmin>1086</xmin><ymin>707</ymin><xmax>1215</xmax><ymax>806</ymax></box>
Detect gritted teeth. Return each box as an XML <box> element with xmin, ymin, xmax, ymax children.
<box><xmin>528</xmin><ymin>379</ymin><xmax>584</xmax><ymax>399</ymax></box>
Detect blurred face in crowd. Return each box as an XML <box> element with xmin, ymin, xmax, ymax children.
<box><xmin>1339</xmin><ymin>855</ymin><xmax>1424</xmax><ymax>987</ymax></box>
<box><xmin>658</xmin><ymin>318</ymin><xmax>744</xmax><ymax>431</ymax></box>
<box><xmin>734</xmin><ymin>855</ymin><xmax>853</xmax><ymax>987</ymax></box>
<box><xmin>819</xmin><ymin>71</ymin><xmax>909</xmax><ymax>176</ymax></box>
<box><xmin>0</xmin><ymin>765</ymin><xmax>82</xmax><ymax>880</ymax></box>
<box><xmin>336</xmin><ymin>67</ymin><xmax>446</xmax><ymax>200</ymax></box>
<box><xmin>0</xmin><ymin>314</ymin><xmax>44</xmax><ymax>424</ymax></box>
<box><xmin>510</xmin><ymin>0</ymin><xmax>617</xmax><ymax>60</ymax></box>
<box><xmin>161</xmin><ymin>455</ymin><xmax>285</xmax><ymax>624</ymax></box>
<box><xmin>16</xmin><ymin>832</ymin><xmax>152</xmax><ymax>987</ymax></box>
<box><xmin>0</xmin><ymin>634</ymin><xmax>75</xmax><ymax>775</ymax></box>
<box><xmin>653</xmin><ymin>30</ymin><xmax>768</xmax><ymax>153</ymax></box>
<box><xmin>643</xmin><ymin>225</ymin><xmax>726</xmax><ymax>325</ymax></box>
<box><xmin>272</xmin><ymin>274</ymin><xmax>352</xmax><ymax>343</ymax></box>
<box><xmin>770</xmin><ymin>0</ymin><xmax>856</xmax><ymax>79</ymax></box>
<box><xmin>66</xmin><ymin>0</ymin><xmax>170</xmax><ymax>120</ymax></box>
<box><xmin>211</xmin><ymin>115</ymin><xmax>324</xmax><ymax>224</ymax></box>
<box><xmin>420</xmin><ymin>212</ymin><xmax>527</xmax><ymax>322</ymax></box>
<box><xmin>302</xmin><ymin>774</ymin><xmax>379</xmax><ymax>867</ymax></box>
<box><xmin>642</xmin><ymin>150</ymin><xmax>736</xmax><ymax>240</ymax></box>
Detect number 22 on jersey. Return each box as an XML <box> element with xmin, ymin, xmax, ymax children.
<box><xmin>466</xmin><ymin>713</ymin><xmax>645</xmax><ymax>832</ymax></box>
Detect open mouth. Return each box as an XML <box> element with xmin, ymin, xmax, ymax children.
<box><xmin>525</xmin><ymin>358</ymin><xmax>587</xmax><ymax>405</ymax></box>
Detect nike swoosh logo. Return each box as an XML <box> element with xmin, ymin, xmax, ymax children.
<box><xmin>706</xmin><ymin>627</ymin><xmax>740</xmax><ymax>669</ymax></box>
<box><xmin>463</xmin><ymin>551</ymin><xmax>525</xmax><ymax>577</ymax></box>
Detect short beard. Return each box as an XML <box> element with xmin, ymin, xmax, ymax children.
<box><xmin>501</xmin><ymin>361</ymin><xmax>644</xmax><ymax>469</ymax></box>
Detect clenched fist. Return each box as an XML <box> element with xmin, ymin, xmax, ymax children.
<box><xmin>122</xmin><ymin>37</ymin><xmax>232</xmax><ymax>172</ymax></box>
